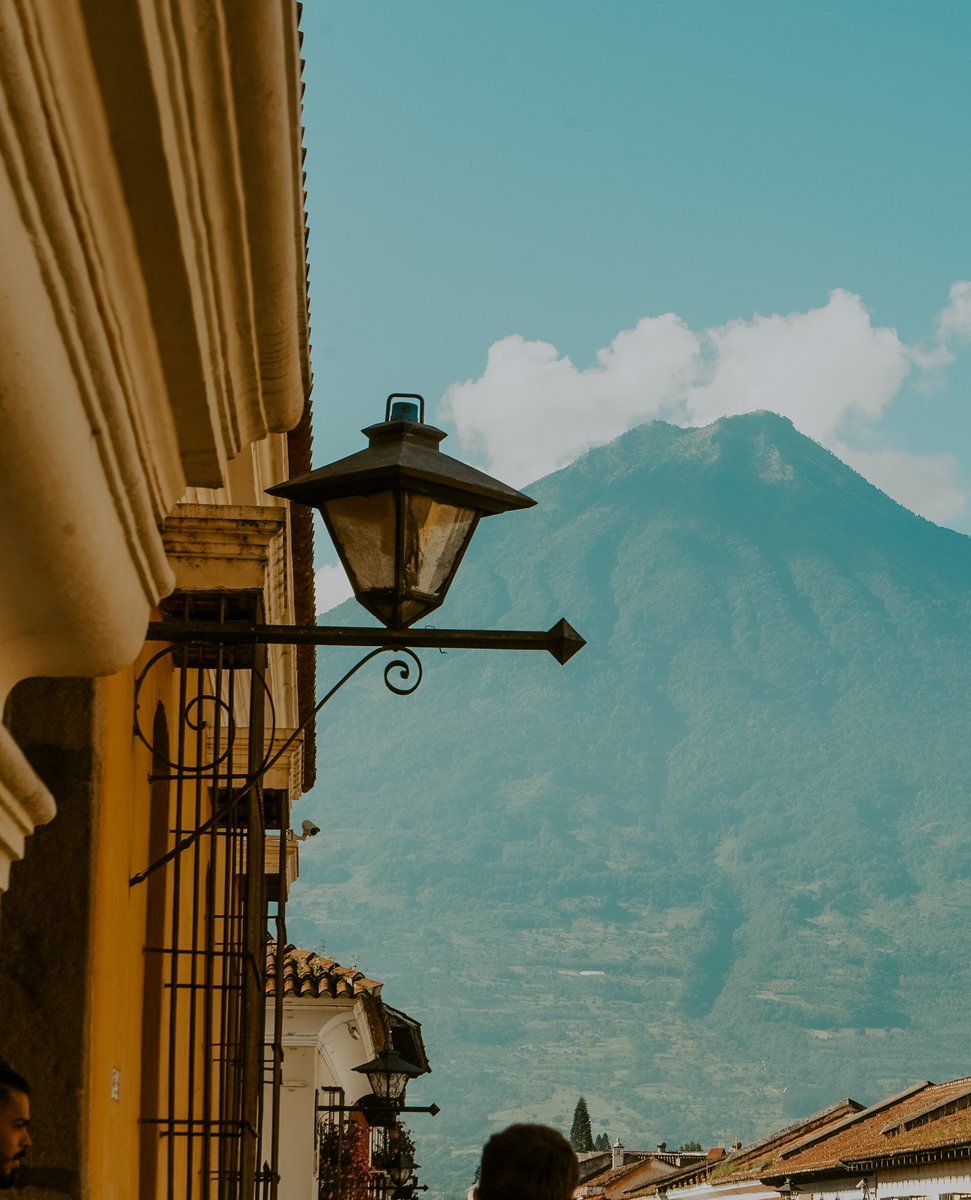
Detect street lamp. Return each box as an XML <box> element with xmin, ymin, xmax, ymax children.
<box><xmin>385</xmin><ymin>1149</ymin><xmax>417</xmax><ymax>1190</ymax></box>
<box><xmin>385</xmin><ymin>1149</ymin><xmax>428</xmax><ymax>1200</ymax></box>
<box><xmin>315</xmin><ymin>1047</ymin><xmax>439</xmax><ymax>1129</ymax></box>
<box><xmin>353</xmin><ymin>1048</ymin><xmax>423</xmax><ymax>1108</ymax></box>
<box><xmin>136</xmin><ymin>397</ymin><xmax>585</xmax><ymax>1197</ymax></box>
<box><xmin>266</xmin><ymin>394</ymin><xmax>535</xmax><ymax>630</ymax></box>
<box><xmin>146</xmin><ymin>393</ymin><xmax>584</xmax><ymax>664</ymax></box>
<box><xmin>136</xmin><ymin>394</ymin><xmax>585</xmax><ymax>882</ymax></box>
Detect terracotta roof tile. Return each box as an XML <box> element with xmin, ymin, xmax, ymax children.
<box><xmin>881</xmin><ymin>1083</ymin><xmax>971</xmax><ymax>1136</ymax></box>
<box><xmin>617</xmin><ymin>1158</ymin><xmax>701</xmax><ymax>1199</ymax></box>
<box><xmin>775</xmin><ymin>1083</ymin><xmax>933</xmax><ymax>1165</ymax></box>
<box><xmin>265</xmin><ymin>943</ymin><xmax>383</xmax><ymax>1000</ymax></box>
<box><xmin>691</xmin><ymin>1078</ymin><xmax>971</xmax><ymax>1187</ymax></box>
<box><xmin>586</xmin><ymin>1164</ymin><xmax>644</xmax><ymax>1189</ymax></box>
<box><xmin>673</xmin><ymin>1101</ymin><xmax>864</xmax><ymax>1189</ymax></box>
<box><xmin>584</xmin><ymin>1156</ymin><xmax>677</xmax><ymax>1195</ymax></box>
<box><xmin>774</xmin><ymin>1078</ymin><xmax>971</xmax><ymax>1175</ymax></box>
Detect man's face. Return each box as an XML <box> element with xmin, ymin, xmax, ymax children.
<box><xmin>0</xmin><ymin>1089</ymin><xmax>31</xmax><ymax>1182</ymax></box>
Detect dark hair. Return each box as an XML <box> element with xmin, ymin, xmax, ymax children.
<box><xmin>0</xmin><ymin>1065</ymin><xmax>29</xmax><ymax>1102</ymax></box>
<box><xmin>479</xmin><ymin>1124</ymin><xmax>578</xmax><ymax>1200</ymax></box>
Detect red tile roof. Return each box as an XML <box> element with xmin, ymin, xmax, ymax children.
<box><xmin>585</xmin><ymin>1162</ymin><xmax>649</xmax><ymax>1190</ymax></box>
<box><xmin>681</xmin><ymin>1078</ymin><xmax>971</xmax><ymax>1189</ymax></box>
<box><xmin>265</xmin><ymin>943</ymin><xmax>430</xmax><ymax>1079</ymax></box>
<box><xmin>265</xmin><ymin>943</ymin><xmax>383</xmax><ymax>999</ymax></box>
<box><xmin>582</xmin><ymin>1155</ymin><xmax>679</xmax><ymax>1198</ymax></box>
<box><xmin>671</xmin><ymin>1101</ymin><xmax>864</xmax><ymax>1189</ymax></box>
<box><xmin>775</xmin><ymin>1078</ymin><xmax>971</xmax><ymax>1175</ymax></box>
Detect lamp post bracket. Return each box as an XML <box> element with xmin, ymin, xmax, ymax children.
<box><xmin>145</xmin><ymin>620</ymin><xmax>586</xmax><ymax>664</ymax></box>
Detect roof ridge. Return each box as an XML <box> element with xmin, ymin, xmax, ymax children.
<box><xmin>778</xmin><ymin>1082</ymin><xmax>934</xmax><ymax>1161</ymax></box>
<box><xmin>880</xmin><ymin>1080</ymin><xmax>971</xmax><ymax>1135</ymax></box>
<box><xmin>739</xmin><ymin>1099</ymin><xmax>864</xmax><ymax>1159</ymax></box>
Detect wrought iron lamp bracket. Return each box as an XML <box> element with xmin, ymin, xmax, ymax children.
<box><xmin>130</xmin><ymin>616</ymin><xmax>583</xmax><ymax>886</ymax></box>
<box><xmin>130</xmin><ymin>638</ymin><xmax>423</xmax><ymax>886</ymax></box>
<box><xmin>315</xmin><ymin>1098</ymin><xmax>439</xmax><ymax>1122</ymax></box>
<box><xmin>143</xmin><ymin>618</ymin><xmax>585</xmax><ymax>662</ymax></box>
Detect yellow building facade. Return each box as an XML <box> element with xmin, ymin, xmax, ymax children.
<box><xmin>0</xmin><ymin>2</ymin><xmax>314</xmax><ymax>1196</ymax></box>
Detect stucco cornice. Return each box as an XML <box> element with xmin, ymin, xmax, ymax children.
<box><xmin>0</xmin><ymin>726</ymin><xmax>56</xmax><ymax>891</ymax></box>
<box><xmin>80</xmin><ymin>0</ymin><xmax>311</xmax><ymax>485</ymax></box>
<box><xmin>0</xmin><ymin>0</ymin><xmax>181</xmax><ymax>605</ymax></box>
<box><xmin>0</xmin><ymin>0</ymin><xmax>311</xmax><ymax>892</ymax></box>
<box><xmin>162</xmin><ymin>504</ymin><xmax>291</xmax><ymax>622</ymax></box>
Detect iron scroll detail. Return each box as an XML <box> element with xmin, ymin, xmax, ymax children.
<box><xmin>381</xmin><ymin>647</ymin><xmax>423</xmax><ymax>696</ymax></box>
<box><xmin>129</xmin><ymin>642</ymin><xmax>423</xmax><ymax>887</ymax></box>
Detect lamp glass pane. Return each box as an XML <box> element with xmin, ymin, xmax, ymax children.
<box><xmin>322</xmin><ymin>492</ymin><xmax>397</xmax><ymax>593</ymax></box>
<box><xmin>387</xmin><ymin>1155</ymin><xmax>414</xmax><ymax>1186</ymax></box>
<box><xmin>322</xmin><ymin>491</ymin><xmax>478</xmax><ymax>627</ymax></box>
<box><xmin>369</xmin><ymin>1069</ymin><xmax>409</xmax><ymax>1104</ymax></box>
<box><xmin>402</xmin><ymin>494</ymin><xmax>476</xmax><ymax>597</ymax></box>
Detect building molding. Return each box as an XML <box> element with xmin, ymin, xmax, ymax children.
<box><xmin>78</xmin><ymin>0</ymin><xmax>310</xmax><ymax>485</ymax></box>
<box><xmin>0</xmin><ymin>2</ymin><xmax>311</xmax><ymax>885</ymax></box>
<box><xmin>0</xmin><ymin>726</ymin><xmax>57</xmax><ymax>893</ymax></box>
<box><xmin>162</xmin><ymin>504</ymin><xmax>292</xmax><ymax>621</ymax></box>
<box><xmin>209</xmin><ymin>729</ymin><xmax>306</xmax><ymax>806</ymax></box>
<box><xmin>163</xmin><ymin>502</ymin><xmax>301</xmax><ymax>732</ymax></box>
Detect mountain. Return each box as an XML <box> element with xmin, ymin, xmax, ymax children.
<box><xmin>288</xmin><ymin>412</ymin><xmax>971</xmax><ymax>1197</ymax></box>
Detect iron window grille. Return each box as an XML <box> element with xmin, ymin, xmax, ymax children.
<box><xmin>135</xmin><ymin>592</ymin><xmax>290</xmax><ymax>1199</ymax></box>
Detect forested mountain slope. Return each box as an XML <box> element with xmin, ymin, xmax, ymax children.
<box><xmin>290</xmin><ymin>413</ymin><xmax>971</xmax><ymax>1197</ymax></box>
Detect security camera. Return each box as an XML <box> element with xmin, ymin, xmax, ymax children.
<box><xmin>295</xmin><ymin>819</ymin><xmax>320</xmax><ymax>841</ymax></box>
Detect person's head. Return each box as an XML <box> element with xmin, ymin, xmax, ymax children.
<box><xmin>0</xmin><ymin>1067</ymin><xmax>31</xmax><ymax>1185</ymax></box>
<box><xmin>476</xmin><ymin>1123</ymin><xmax>578</xmax><ymax>1200</ymax></box>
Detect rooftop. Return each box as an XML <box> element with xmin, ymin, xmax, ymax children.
<box><xmin>776</xmin><ymin>1078</ymin><xmax>971</xmax><ymax>1175</ymax></box>
<box><xmin>265</xmin><ymin>943</ymin><xmax>383</xmax><ymax>1000</ymax></box>
<box><xmin>674</xmin><ymin>1078</ymin><xmax>971</xmax><ymax>1189</ymax></box>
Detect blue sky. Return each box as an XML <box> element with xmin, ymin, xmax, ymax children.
<box><xmin>300</xmin><ymin>2</ymin><xmax>971</xmax><ymax>608</ymax></box>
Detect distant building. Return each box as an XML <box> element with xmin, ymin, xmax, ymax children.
<box><xmin>265</xmin><ymin>945</ymin><xmax>430</xmax><ymax>1200</ymax></box>
<box><xmin>662</xmin><ymin>1078</ymin><xmax>971</xmax><ymax>1200</ymax></box>
<box><xmin>578</xmin><ymin>1142</ymin><xmax>707</xmax><ymax>1200</ymax></box>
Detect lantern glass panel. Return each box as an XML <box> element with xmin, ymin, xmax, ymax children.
<box><xmin>402</xmin><ymin>493</ymin><xmax>476</xmax><ymax>598</ymax></box>
<box><xmin>322</xmin><ymin>491</ymin><xmax>396</xmax><ymax>595</ymax></box>
<box><xmin>323</xmin><ymin>491</ymin><xmax>478</xmax><ymax>627</ymax></box>
<box><xmin>368</xmin><ymin>1067</ymin><xmax>410</xmax><ymax>1104</ymax></box>
<box><xmin>387</xmin><ymin>1154</ymin><xmax>414</xmax><ymax>1187</ymax></box>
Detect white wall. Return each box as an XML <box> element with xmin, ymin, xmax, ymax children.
<box><xmin>268</xmin><ymin>997</ymin><xmax>380</xmax><ymax>1200</ymax></box>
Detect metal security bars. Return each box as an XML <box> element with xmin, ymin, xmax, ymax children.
<box><xmin>133</xmin><ymin>570</ymin><xmax>576</xmax><ymax>1198</ymax></box>
<box><xmin>134</xmin><ymin>592</ymin><xmax>289</xmax><ymax>1199</ymax></box>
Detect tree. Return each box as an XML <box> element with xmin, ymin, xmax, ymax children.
<box><xmin>317</xmin><ymin>1120</ymin><xmax>371</xmax><ymax>1200</ymax></box>
<box><xmin>595</xmin><ymin>1133</ymin><xmax>610</xmax><ymax>1151</ymax></box>
<box><xmin>569</xmin><ymin>1096</ymin><xmax>594</xmax><ymax>1151</ymax></box>
<box><xmin>678</xmin><ymin>1141</ymin><xmax>703</xmax><ymax>1152</ymax></box>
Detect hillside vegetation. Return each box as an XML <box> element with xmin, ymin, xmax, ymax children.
<box><xmin>290</xmin><ymin>413</ymin><xmax>971</xmax><ymax>1197</ymax></box>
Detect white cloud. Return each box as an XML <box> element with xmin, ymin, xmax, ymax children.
<box><xmin>316</xmin><ymin>563</ymin><xmax>353</xmax><ymax>615</ymax></box>
<box><xmin>445</xmin><ymin>290</ymin><xmax>911</xmax><ymax>478</ymax></box>
<box><xmin>686</xmin><ymin>289</ymin><xmax>910</xmax><ymax>442</ymax></box>
<box><xmin>936</xmin><ymin>280</ymin><xmax>971</xmax><ymax>344</ymax></box>
<box><xmin>441</xmin><ymin>314</ymin><xmax>699</xmax><ymax>486</ymax></box>
<box><xmin>836</xmin><ymin>446</ymin><xmax>967</xmax><ymax>526</ymax></box>
<box><xmin>440</xmin><ymin>285</ymin><xmax>969</xmax><ymax>529</ymax></box>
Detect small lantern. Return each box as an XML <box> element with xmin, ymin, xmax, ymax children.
<box><xmin>352</xmin><ymin>1047</ymin><xmax>423</xmax><ymax>1108</ymax></box>
<box><xmin>386</xmin><ymin>1150</ymin><xmax>417</xmax><ymax>1189</ymax></box>
<box><xmin>266</xmin><ymin>395</ymin><xmax>535</xmax><ymax>629</ymax></box>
